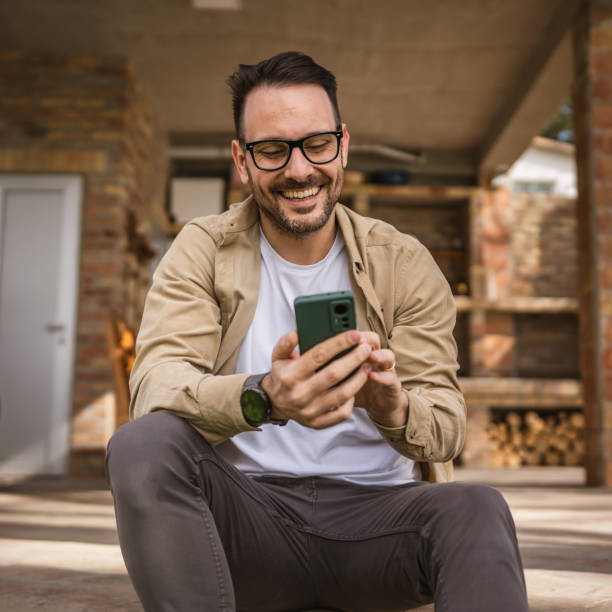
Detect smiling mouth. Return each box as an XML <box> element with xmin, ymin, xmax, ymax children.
<box><xmin>280</xmin><ymin>186</ymin><xmax>322</xmax><ymax>200</ymax></box>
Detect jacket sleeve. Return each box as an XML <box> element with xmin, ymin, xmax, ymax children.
<box><xmin>374</xmin><ymin>242</ymin><xmax>466</xmax><ymax>464</ymax></box>
<box><xmin>128</xmin><ymin>223</ymin><xmax>255</xmax><ymax>445</ymax></box>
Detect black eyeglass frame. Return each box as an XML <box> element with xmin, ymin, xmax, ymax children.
<box><xmin>241</xmin><ymin>129</ymin><xmax>343</xmax><ymax>171</ymax></box>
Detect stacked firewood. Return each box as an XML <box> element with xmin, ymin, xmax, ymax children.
<box><xmin>487</xmin><ymin>410</ymin><xmax>585</xmax><ymax>468</ymax></box>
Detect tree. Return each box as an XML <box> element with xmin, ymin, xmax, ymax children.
<box><xmin>540</xmin><ymin>96</ymin><xmax>573</xmax><ymax>143</ymax></box>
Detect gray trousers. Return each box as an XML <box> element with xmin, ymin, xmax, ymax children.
<box><xmin>106</xmin><ymin>412</ymin><xmax>528</xmax><ymax>612</ymax></box>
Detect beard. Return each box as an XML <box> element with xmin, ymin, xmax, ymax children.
<box><xmin>247</xmin><ymin>167</ymin><xmax>344</xmax><ymax>236</ymax></box>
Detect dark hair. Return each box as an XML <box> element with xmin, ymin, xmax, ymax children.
<box><xmin>226</xmin><ymin>51</ymin><xmax>341</xmax><ymax>140</ymax></box>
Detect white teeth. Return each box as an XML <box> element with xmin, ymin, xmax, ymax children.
<box><xmin>281</xmin><ymin>186</ymin><xmax>320</xmax><ymax>199</ymax></box>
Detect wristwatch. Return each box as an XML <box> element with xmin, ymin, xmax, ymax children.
<box><xmin>240</xmin><ymin>373</ymin><xmax>287</xmax><ymax>427</ymax></box>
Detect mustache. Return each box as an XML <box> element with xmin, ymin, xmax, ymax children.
<box><xmin>271</xmin><ymin>177</ymin><xmax>328</xmax><ymax>191</ymax></box>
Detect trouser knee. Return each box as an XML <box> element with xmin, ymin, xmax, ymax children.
<box><xmin>105</xmin><ymin>411</ymin><xmax>206</xmax><ymax>506</ymax></box>
<box><xmin>427</xmin><ymin>482</ymin><xmax>515</xmax><ymax>539</ymax></box>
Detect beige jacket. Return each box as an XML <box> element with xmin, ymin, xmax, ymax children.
<box><xmin>129</xmin><ymin>197</ymin><xmax>466</xmax><ymax>482</ymax></box>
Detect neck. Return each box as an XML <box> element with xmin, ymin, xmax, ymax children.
<box><xmin>260</xmin><ymin>214</ymin><xmax>337</xmax><ymax>265</ymax></box>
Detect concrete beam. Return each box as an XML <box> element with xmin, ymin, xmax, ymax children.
<box><xmin>479</xmin><ymin>2</ymin><xmax>581</xmax><ymax>183</ymax></box>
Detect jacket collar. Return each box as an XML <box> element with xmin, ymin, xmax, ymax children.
<box><xmin>335</xmin><ymin>203</ymin><xmax>366</xmax><ymax>272</ymax></box>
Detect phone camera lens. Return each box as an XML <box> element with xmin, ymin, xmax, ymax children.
<box><xmin>334</xmin><ymin>303</ymin><xmax>348</xmax><ymax>315</ymax></box>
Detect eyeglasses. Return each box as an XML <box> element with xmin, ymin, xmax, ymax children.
<box><xmin>242</xmin><ymin>130</ymin><xmax>343</xmax><ymax>171</ymax></box>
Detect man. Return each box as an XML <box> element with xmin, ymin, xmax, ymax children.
<box><xmin>106</xmin><ymin>51</ymin><xmax>528</xmax><ymax>612</ymax></box>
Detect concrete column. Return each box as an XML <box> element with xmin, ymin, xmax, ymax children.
<box><xmin>573</xmin><ymin>0</ymin><xmax>612</xmax><ymax>485</ymax></box>
<box><xmin>469</xmin><ymin>191</ymin><xmax>487</xmax><ymax>376</ymax></box>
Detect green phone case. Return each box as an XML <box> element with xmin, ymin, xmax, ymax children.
<box><xmin>294</xmin><ymin>291</ymin><xmax>357</xmax><ymax>359</ymax></box>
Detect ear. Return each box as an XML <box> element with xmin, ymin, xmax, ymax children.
<box><xmin>340</xmin><ymin>123</ymin><xmax>350</xmax><ymax>168</ymax></box>
<box><xmin>231</xmin><ymin>140</ymin><xmax>250</xmax><ymax>184</ymax></box>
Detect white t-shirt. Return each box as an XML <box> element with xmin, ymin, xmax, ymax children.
<box><xmin>215</xmin><ymin>228</ymin><xmax>420</xmax><ymax>486</ymax></box>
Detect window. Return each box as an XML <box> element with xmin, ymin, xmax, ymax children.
<box><xmin>512</xmin><ymin>181</ymin><xmax>554</xmax><ymax>194</ymax></box>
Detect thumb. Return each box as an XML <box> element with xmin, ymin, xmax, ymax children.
<box><xmin>272</xmin><ymin>329</ymin><xmax>299</xmax><ymax>361</ymax></box>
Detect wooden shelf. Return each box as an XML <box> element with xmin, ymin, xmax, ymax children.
<box><xmin>453</xmin><ymin>297</ymin><xmax>578</xmax><ymax>313</ymax></box>
<box><xmin>454</xmin><ymin>296</ymin><xmax>473</xmax><ymax>311</ymax></box>
<box><xmin>458</xmin><ymin>377</ymin><xmax>583</xmax><ymax>408</ymax></box>
<box><xmin>431</xmin><ymin>250</ymin><xmax>465</xmax><ymax>258</ymax></box>
<box><xmin>341</xmin><ymin>183</ymin><xmax>476</xmax><ymax>200</ymax></box>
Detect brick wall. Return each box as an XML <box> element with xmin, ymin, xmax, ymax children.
<box><xmin>477</xmin><ymin>186</ymin><xmax>579</xmax><ymax>375</ymax></box>
<box><xmin>0</xmin><ymin>52</ymin><xmax>167</xmax><ymax>473</ymax></box>
<box><xmin>512</xmin><ymin>194</ymin><xmax>578</xmax><ymax>298</ymax></box>
<box><xmin>480</xmin><ymin>186</ymin><xmax>578</xmax><ymax>300</ymax></box>
<box><xmin>482</xmin><ymin>312</ymin><xmax>515</xmax><ymax>377</ymax></box>
<box><xmin>573</xmin><ymin>1</ymin><xmax>612</xmax><ymax>485</ymax></box>
<box><xmin>480</xmin><ymin>186</ymin><xmax>512</xmax><ymax>301</ymax></box>
<box><xmin>368</xmin><ymin>186</ymin><xmax>580</xmax><ymax>386</ymax></box>
<box><xmin>465</xmin><ymin>182</ymin><xmax>581</xmax><ymax>468</ymax></box>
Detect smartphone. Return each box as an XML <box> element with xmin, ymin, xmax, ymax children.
<box><xmin>294</xmin><ymin>291</ymin><xmax>357</xmax><ymax>372</ymax></box>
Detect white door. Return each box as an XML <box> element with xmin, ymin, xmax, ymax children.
<box><xmin>0</xmin><ymin>175</ymin><xmax>82</xmax><ymax>475</ymax></box>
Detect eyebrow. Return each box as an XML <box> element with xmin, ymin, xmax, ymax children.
<box><xmin>246</xmin><ymin>128</ymin><xmax>338</xmax><ymax>142</ymax></box>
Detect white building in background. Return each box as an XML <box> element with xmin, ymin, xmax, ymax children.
<box><xmin>498</xmin><ymin>136</ymin><xmax>577</xmax><ymax>198</ymax></box>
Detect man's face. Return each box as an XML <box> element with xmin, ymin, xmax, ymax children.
<box><xmin>232</xmin><ymin>84</ymin><xmax>349</xmax><ymax>236</ymax></box>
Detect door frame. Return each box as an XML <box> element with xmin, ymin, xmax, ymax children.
<box><xmin>0</xmin><ymin>173</ymin><xmax>82</xmax><ymax>474</ymax></box>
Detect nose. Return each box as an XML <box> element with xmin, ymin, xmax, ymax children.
<box><xmin>282</xmin><ymin>145</ymin><xmax>314</xmax><ymax>182</ymax></box>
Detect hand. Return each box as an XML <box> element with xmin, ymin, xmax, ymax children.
<box><xmin>355</xmin><ymin>331</ymin><xmax>409</xmax><ymax>428</ymax></box>
<box><xmin>261</xmin><ymin>329</ymin><xmax>373</xmax><ymax>429</ymax></box>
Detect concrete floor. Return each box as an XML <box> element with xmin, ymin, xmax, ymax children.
<box><xmin>0</xmin><ymin>467</ymin><xmax>610</xmax><ymax>611</ymax></box>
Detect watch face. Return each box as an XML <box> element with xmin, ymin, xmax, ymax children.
<box><xmin>241</xmin><ymin>389</ymin><xmax>268</xmax><ymax>424</ymax></box>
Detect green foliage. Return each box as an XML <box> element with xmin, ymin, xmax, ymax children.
<box><xmin>540</xmin><ymin>96</ymin><xmax>573</xmax><ymax>143</ymax></box>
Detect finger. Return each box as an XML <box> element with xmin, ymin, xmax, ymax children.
<box><xmin>271</xmin><ymin>329</ymin><xmax>299</xmax><ymax>361</ymax></box>
<box><xmin>367</xmin><ymin>348</ymin><xmax>396</xmax><ymax>371</ymax></box>
<box><xmin>302</xmin><ymin>364</ymin><xmax>370</xmax><ymax>421</ymax></box>
<box><xmin>367</xmin><ymin>368</ymin><xmax>398</xmax><ymax>387</ymax></box>
<box><xmin>294</xmin><ymin>329</ymin><xmax>363</xmax><ymax>377</ymax></box>
<box><xmin>278</xmin><ymin>353</ymin><xmax>369</xmax><ymax>421</ymax></box>
<box><xmin>308</xmin><ymin>341</ymin><xmax>372</xmax><ymax>392</ymax></box>
<box><xmin>359</xmin><ymin>331</ymin><xmax>381</xmax><ymax>352</ymax></box>
<box><xmin>308</xmin><ymin>397</ymin><xmax>355</xmax><ymax>430</ymax></box>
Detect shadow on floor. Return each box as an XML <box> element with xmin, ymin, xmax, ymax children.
<box><xmin>1</xmin><ymin>565</ymin><xmax>141</xmax><ymax>612</ymax></box>
<box><xmin>0</xmin><ymin>523</ymin><xmax>119</xmax><ymax>546</ymax></box>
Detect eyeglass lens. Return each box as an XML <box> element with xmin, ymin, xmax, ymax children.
<box><xmin>252</xmin><ymin>133</ymin><xmax>339</xmax><ymax>170</ymax></box>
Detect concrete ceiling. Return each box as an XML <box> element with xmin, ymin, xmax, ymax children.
<box><xmin>0</xmin><ymin>0</ymin><xmax>580</xmax><ymax>182</ymax></box>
